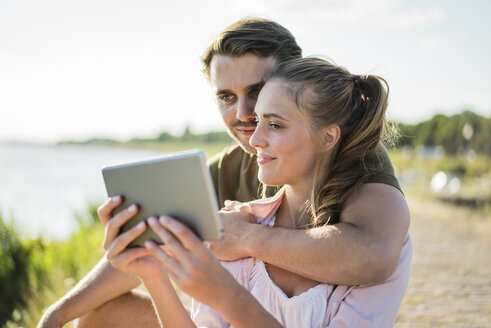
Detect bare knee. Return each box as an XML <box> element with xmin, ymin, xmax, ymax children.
<box><xmin>74</xmin><ymin>290</ymin><xmax>159</xmax><ymax>328</ymax></box>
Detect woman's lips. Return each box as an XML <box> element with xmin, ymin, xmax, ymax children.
<box><xmin>257</xmin><ymin>153</ymin><xmax>275</xmax><ymax>165</ymax></box>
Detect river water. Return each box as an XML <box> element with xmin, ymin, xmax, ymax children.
<box><xmin>0</xmin><ymin>143</ymin><xmax>162</xmax><ymax>240</ymax></box>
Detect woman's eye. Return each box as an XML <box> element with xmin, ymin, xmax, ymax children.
<box><xmin>269</xmin><ymin>122</ymin><xmax>282</xmax><ymax>130</ymax></box>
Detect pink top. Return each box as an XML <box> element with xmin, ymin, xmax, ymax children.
<box><xmin>192</xmin><ymin>188</ymin><xmax>412</xmax><ymax>328</ymax></box>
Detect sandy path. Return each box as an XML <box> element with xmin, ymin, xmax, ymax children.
<box><xmin>395</xmin><ymin>197</ymin><xmax>491</xmax><ymax>327</ymax></box>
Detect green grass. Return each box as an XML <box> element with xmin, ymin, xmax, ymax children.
<box><xmin>390</xmin><ymin>149</ymin><xmax>490</xmax><ymax>180</ymax></box>
<box><xmin>389</xmin><ymin>149</ymin><xmax>491</xmax><ymax>212</ymax></box>
<box><xmin>1</xmin><ymin>206</ymin><xmax>105</xmax><ymax>327</ymax></box>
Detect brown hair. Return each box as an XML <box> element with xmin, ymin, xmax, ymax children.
<box><xmin>201</xmin><ymin>17</ymin><xmax>302</xmax><ymax>79</ymax></box>
<box><xmin>267</xmin><ymin>57</ymin><xmax>393</xmax><ymax>226</ymax></box>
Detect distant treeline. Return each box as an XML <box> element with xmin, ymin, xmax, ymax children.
<box><xmin>60</xmin><ymin>125</ymin><xmax>233</xmax><ymax>146</ymax></box>
<box><xmin>396</xmin><ymin>110</ymin><xmax>490</xmax><ymax>156</ymax></box>
<box><xmin>62</xmin><ymin>111</ymin><xmax>490</xmax><ymax>156</ymax></box>
<box><xmin>152</xmin><ymin>126</ymin><xmax>232</xmax><ymax>144</ymax></box>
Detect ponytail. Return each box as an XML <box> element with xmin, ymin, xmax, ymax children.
<box><xmin>313</xmin><ymin>74</ymin><xmax>389</xmax><ymax>225</ymax></box>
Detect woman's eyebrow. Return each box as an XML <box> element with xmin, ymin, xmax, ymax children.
<box><xmin>262</xmin><ymin>113</ymin><xmax>287</xmax><ymax>120</ymax></box>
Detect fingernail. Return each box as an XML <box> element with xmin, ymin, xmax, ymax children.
<box><xmin>160</xmin><ymin>216</ymin><xmax>169</xmax><ymax>224</ymax></box>
<box><xmin>112</xmin><ymin>195</ymin><xmax>121</xmax><ymax>202</ymax></box>
<box><xmin>129</xmin><ymin>204</ymin><xmax>138</xmax><ymax>211</ymax></box>
<box><xmin>148</xmin><ymin>217</ymin><xmax>158</xmax><ymax>225</ymax></box>
<box><xmin>137</xmin><ymin>221</ymin><xmax>146</xmax><ymax>229</ymax></box>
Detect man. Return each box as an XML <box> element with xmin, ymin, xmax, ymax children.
<box><xmin>38</xmin><ymin>18</ymin><xmax>409</xmax><ymax>327</ymax></box>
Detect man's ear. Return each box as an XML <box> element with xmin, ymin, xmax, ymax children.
<box><xmin>322</xmin><ymin>125</ymin><xmax>340</xmax><ymax>151</ymax></box>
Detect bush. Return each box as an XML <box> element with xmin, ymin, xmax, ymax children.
<box><xmin>0</xmin><ymin>216</ymin><xmax>31</xmax><ymax>326</ymax></box>
<box><xmin>0</xmin><ymin>205</ymin><xmax>105</xmax><ymax>327</ymax></box>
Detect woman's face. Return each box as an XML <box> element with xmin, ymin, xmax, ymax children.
<box><xmin>249</xmin><ymin>80</ymin><xmax>319</xmax><ymax>189</ymax></box>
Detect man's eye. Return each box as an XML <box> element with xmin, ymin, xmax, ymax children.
<box><xmin>249</xmin><ymin>88</ymin><xmax>260</xmax><ymax>100</ymax></box>
<box><xmin>218</xmin><ymin>94</ymin><xmax>235</xmax><ymax>104</ymax></box>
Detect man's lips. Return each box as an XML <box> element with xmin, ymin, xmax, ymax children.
<box><xmin>236</xmin><ymin>127</ymin><xmax>256</xmax><ymax>136</ymax></box>
<box><xmin>257</xmin><ymin>153</ymin><xmax>275</xmax><ymax>165</ymax></box>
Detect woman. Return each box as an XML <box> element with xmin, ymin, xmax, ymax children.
<box><xmin>105</xmin><ymin>57</ymin><xmax>412</xmax><ymax>327</ymax></box>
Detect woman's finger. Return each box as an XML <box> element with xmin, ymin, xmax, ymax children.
<box><xmin>147</xmin><ymin>217</ymin><xmax>190</xmax><ymax>260</ymax></box>
<box><xmin>145</xmin><ymin>240</ymin><xmax>185</xmax><ymax>278</ymax></box>
<box><xmin>106</xmin><ymin>220</ymin><xmax>147</xmax><ymax>258</ymax></box>
<box><xmin>158</xmin><ymin>216</ymin><xmax>204</xmax><ymax>254</ymax></box>
<box><xmin>109</xmin><ymin>246</ymin><xmax>150</xmax><ymax>270</ymax></box>
<box><xmin>103</xmin><ymin>204</ymin><xmax>139</xmax><ymax>250</ymax></box>
<box><xmin>97</xmin><ymin>195</ymin><xmax>123</xmax><ymax>225</ymax></box>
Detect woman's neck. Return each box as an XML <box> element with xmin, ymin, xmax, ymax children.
<box><xmin>276</xmin><ymin>183</ymin><xmax>312</xmax><ymax>228</ymax></box>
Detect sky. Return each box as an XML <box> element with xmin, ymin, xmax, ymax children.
<box><xmin>1</xmin><ymin>0</ymin><xmax>490</xmax><ymax>143</ymax></box>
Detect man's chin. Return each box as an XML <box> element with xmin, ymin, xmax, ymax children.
<box><xmin>230</xmin><ymin>133</ymin><xmax>257</xmax><ymax>155</ymax></box>
<box><xmin>238</xmin><ymin>143</ymin><xmax>257</xmax><ymax>155</ymax></box>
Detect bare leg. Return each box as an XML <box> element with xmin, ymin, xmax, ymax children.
<box><xmin>73</xmin><ymin>290</ymin><xmax>160</xmax><ymax>328</ymax></box>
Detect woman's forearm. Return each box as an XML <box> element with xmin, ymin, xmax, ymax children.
<box><xmin>143</xmin><ymin>276</ymin><xmax>196</xmax><ymax>328</ymax></box>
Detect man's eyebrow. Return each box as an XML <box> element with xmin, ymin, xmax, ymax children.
<box><xmin>215</xmin><ymin>89</ymin><xmax>233</xmax><ymax>95</ymax></box>
<box><xmin>246</xmin><ymin>81</ymin><xmax>265</xmax><ymax>92</ymax></box>
<box><xmin>215</xmin><ymin>81</ymin><xmax>265</xmax><ymax>96</ymax></box>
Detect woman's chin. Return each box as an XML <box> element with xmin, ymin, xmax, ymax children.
<box><xmin>258</xmin><ymin>175</ymin><xmax>283</xmax><ymax>187</ymax></box>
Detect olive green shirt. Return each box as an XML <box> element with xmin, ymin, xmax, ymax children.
<box><xmin>208</xmin><ymin>144</ymin><xmax>401</xmax><ymax>208</ymax></box>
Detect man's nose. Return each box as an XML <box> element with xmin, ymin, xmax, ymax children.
<box><xmin>236</xmin><ymin>97</ymin><xmax>255</xmax><ymax>122</ymax></box>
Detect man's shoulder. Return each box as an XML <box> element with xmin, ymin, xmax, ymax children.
<box><xmin>366</xmin><ymin>144</ymin><xmax>401</xmax><ymax>193</ymax></box>
<box><xmin>207</xmin><ymin>144</ymin><xmax>247</xmax><ymax>168</ymax></box>
<box><xmin>207</xmin><ymin>143</ymin><xmax>260</xmax><ymax>206</ymax></box>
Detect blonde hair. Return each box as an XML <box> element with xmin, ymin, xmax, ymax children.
<box><xmin>267</xmin><ymin>57</ymin><xmax>392</xmax><ymax>226</ymax></box>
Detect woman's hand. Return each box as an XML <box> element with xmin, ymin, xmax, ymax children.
<box><xmin>146</xmin><ymin>216</ymin><xmax>284</xmax><ymax>328</ymax></box>
<box><xmin>99</xmin><ymin>197</ymin><xmax>167</xmax><ymax>281</ymax></box>
<box><xmin>145</xmin><ymin>216</ymin><xmax>241</xmax><ymax>309</ymax></box>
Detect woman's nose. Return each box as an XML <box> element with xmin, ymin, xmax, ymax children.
<box><xmin>249</xmin><ymin>125</ymin><xmax>266</xmax><ymax>149</ymax></box>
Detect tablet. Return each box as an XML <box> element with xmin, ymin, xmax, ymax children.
<box><xmin>102</xmin><ymin>149</ymin><xmax>223</xmax><ymax>247</ymax></box>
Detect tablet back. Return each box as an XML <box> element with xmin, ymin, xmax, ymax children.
<box><xmin>102</xmin><ymin>149</ymin><xmax>223</xmax><ymax>247</ymax></box>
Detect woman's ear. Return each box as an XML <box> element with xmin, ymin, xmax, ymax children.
<box><xmin>322</xmin><ymin>125</ymin><xmax>340</xmax><ymax>151</ymax></box>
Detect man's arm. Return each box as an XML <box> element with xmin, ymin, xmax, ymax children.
<box><xmin>38</xmin><ymin>258</ymin><xmax>140</xmax><ymax>327</ymax></box>
<box><xmin>211</xmin><ymin>183</ymin><xmax>410</xmax><ymax>285</ymax></box>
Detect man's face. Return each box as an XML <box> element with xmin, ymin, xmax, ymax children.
<box><xmin>209</xmin><ymin>53</ymin><xmax>276</xmax><ymax>154</ymax></box>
